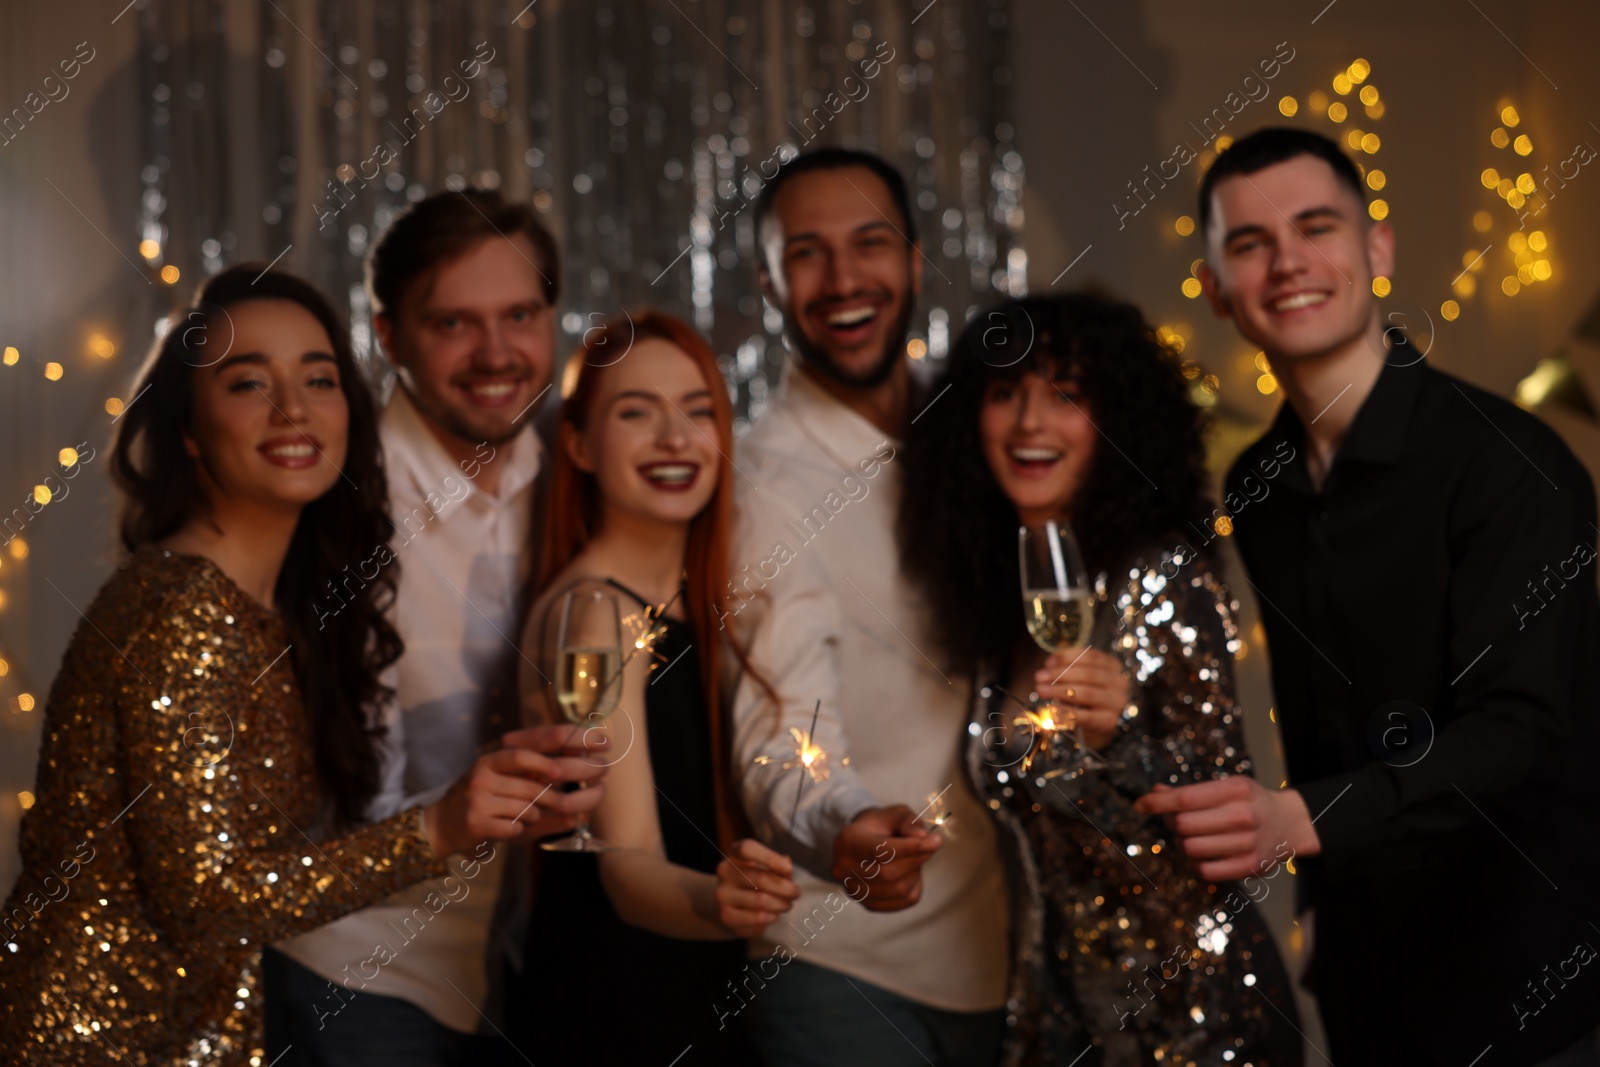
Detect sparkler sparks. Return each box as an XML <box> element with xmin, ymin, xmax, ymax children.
<box><xmin>754</xmin><ymin>725</ymin><xmax>836</xmax><ymax>781</ymax></box>
<box><xmin>918</xmin><ymin>787</ymin><xmax>955</xmax><ymax>835</ymax></box>
<box><xmin>753</xmin><ymin>699</ymin><xmax>847</xmax><ymax>834</ymax></box>
<box><xmin>618</xmin><ymin>583</ymin><xmax>683</xmax><ymax>673</ymax></box>
<box><xmin>991</xmin><ymin>684</ymin><xmax>1090</xmax><ymax>777</ymax></box>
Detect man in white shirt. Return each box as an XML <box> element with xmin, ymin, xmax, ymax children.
<box><xmin>729</xmin><ymin>148</ymin><xmax>1009</xmax><ymax>1066</ymax></box>
<box><xmin>264</xmin><ymin>190</ymin><xmax>594</xmax><ymax>1066</ymax></box>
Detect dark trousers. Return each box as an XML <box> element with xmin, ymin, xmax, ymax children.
<box><xmin>741</xmin><ymin>957</ymin><xmax>1004</xmax><ymax>1067</ymax></box>
<box><xmin>263</xmin><ymin>946</ymin><xmax>516</xmax><ymax>1067</ymax></box>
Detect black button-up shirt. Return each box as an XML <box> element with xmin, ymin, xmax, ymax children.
<box><xmin>1226</xmin><ymin>355</ymin><xmax>1600</xmax><ymax>1063</ymax></box>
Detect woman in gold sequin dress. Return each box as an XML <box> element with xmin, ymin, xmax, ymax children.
<box><xmin>900</xmin><ymin>293</ymin><xmax>1302</xmax><ymax>1066</ymax></box>
<box><xmin>0</xmin><ymin>266</ymin><xmax>603</xmax><ymax>1066</ymax></box>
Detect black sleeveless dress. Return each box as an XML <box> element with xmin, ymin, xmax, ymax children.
<box><xmin>506</xmin><ymin>582</ymin><xmax>753</xmax><ymax>1066</ymax></box>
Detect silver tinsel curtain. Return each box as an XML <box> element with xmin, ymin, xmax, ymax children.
<box><xmin>131</xmin><ymin>0</ymin><xmax>1023</xmax><ymax>424</ymax></box>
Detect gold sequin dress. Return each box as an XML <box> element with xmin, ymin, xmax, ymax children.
<box><xmin>0</xmin><ymin>547</ymin><xmax>447</xmax><ymax>1065</ymax></box>
<box><xmin>972</xmin><ymin>555</ymin><xmax>1302</xmax><ymax>1067</ymax></box>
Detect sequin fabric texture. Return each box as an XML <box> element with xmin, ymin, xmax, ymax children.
<box><xmin>0</xmin><ymin>547</ymin><xmax>446</xmax><ymax>1065</ymax></box>
<box><xmin>970</xmin><ymin>554</ymin><xmax>1302</xmax><ymax>1067</ymax></box>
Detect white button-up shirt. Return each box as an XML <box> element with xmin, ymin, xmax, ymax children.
<box><xmin>730</xmin><ymin>364</ymin><xmax>1009</xmax><ymax>1012</ymax></box>
<box><xmin>276</xmin><ymin>386</ymin><xmax>540</xmax><ymax>1032</ymax></box>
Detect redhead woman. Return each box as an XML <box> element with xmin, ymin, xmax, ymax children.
<box><xmin>509</xmin><ymin>311</ymin><xmax>798</xmax><ymax>1066</ymax></box>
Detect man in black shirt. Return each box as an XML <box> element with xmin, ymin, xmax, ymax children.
<box><xmin>1139</xmin><ymin>127</ymin><xmax>1600</xmax><ymax>1065</ymax></box>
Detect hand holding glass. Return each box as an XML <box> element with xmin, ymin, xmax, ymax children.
<box><xmin>542</xmin><ymin>584</ymin><xmax>625</xmax><ymax>853</ymax></box>
<box><xmin>1018</xmin><ymin>521</ymin><xmax>1106</xmax><ymax>779</ymax></box>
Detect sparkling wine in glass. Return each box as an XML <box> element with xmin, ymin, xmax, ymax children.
<box><xmin>541</xmin><ymin>584</ymin><xmax>624</xmax><ymax>853</ymax></box>
<box><xmin>1018</xmin><ymin>521</ymin><xmax>1106</xmax><ymax>779</ymax></box>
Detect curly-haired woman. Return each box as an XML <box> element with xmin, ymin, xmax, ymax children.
<box><xmin>899</xmin><ymin>292</ymin><xmax>1302</xmax><ymax>1066</ymax></box>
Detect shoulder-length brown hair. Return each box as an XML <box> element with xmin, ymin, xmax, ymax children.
<box><xmin>537</xmin><ymin>309</ymin><xmax>771</xmax><ymax>845</ymax></box>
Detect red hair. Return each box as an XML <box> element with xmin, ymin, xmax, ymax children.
<box><xmin>537</xmin><ymin>309</ymin><xmax>769</xmax><ymax>846</ymax></box>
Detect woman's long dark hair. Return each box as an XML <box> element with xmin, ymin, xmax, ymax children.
<box><xmin>899</xmin><ymin>291</ymin><xmax>1215</xmax><ymax>677</ymax></box>
<box><xmin>112</xmin><ymin>264</ymin><xmax>401</xmax><ymax>829</ymax></box>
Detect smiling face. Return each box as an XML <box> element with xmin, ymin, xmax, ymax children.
<box><xmin>184</xmin><ymin>299</ymin><xmax>349</xmax><ymax>516</ymax></box>
<box><xmin>979</xmin><ymin>368</ymin><xmax>1098</xmax><ymax>527</ymax></box>
<box><xmin>378</xmin><ymin>233</ymin><xmax>555</xmax><ymax>454</ymax></box>
<box><xmin>1200</xmin><ymin>154</ymin><xmax>1394</xmax><ymax>365</ymax></box>
<box><xmin>564</xmin><ymin>338</ymin><xmax>722</xmax><ymax>531</ymax></box>
<box><xmin>758</xmin><ymin>165</ymin><xmax>922</xmax><ymax>388</ymax></box>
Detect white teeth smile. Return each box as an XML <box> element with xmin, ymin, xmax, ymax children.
<box><xmin>1271</xmin><ymin>292</ymin><xmax>1329</xmax><ymax>312</ymax></box>
<box><xmin>467</xmin><ymin>382</ymin><xmax>516</xmax><ymax>398</ymax></box>
<box><xmin>1011</xmin><ymin>447</ymin><xmax>1062</xmax><ymax>462</ymax></box>
<box><xmin>643</xmin><ymin>464</ymin><xmax>696</xmax><ymax>484</ymax></box>
<box><xmin>264</xmin><ymin>443</ymin><xmax>315</xmax><ymax>458</ymax></box>
<box><xmin>825</xmin><ymin>306</ymin><xmax>876</xmax><ymax>327</ymax></box>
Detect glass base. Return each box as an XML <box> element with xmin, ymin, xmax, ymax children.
<box><xmin>540</xmin><ymin>832</ymin><xmax>620</xmax><ymax>853</ymax></box>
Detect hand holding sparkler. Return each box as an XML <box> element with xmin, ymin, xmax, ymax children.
<box><xmin>831</xmin><ymin>804</ymin><xmax>943</xmax><ymax>912</ymax></box>
<box><xmin>714</xmin><ymin>838</ymin><xmax>800</xmax><ymax>938</ymax></box>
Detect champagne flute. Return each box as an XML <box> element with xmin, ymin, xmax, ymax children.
<box><xmin>541</xmin><ymin>584</ymin><xmax>624</xmax><ymax>853</ymax></box>
<box><xmin>1018</xmin><ymin>520</ymin><xmax>1106</xmax><ymax>779</ymax></box>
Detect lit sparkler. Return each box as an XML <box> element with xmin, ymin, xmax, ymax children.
<box><xmin>619</xmin><ymin>584</ymin><xmax>682</xmax><ymax>670</ymax></box>
<box><xmin>992</xmin><ymin>684</ymin><xmax>1076</xmax><ymax>776</ymax></box>
<box><xmin>753</xmin><ymin>699</ymin><xmax>843</xmax><ymax>834</ymax></box>
<box><xmin>916</xmin><ymin>784</ymin><xmax>955</xmax><ymax>835</ymax></box>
